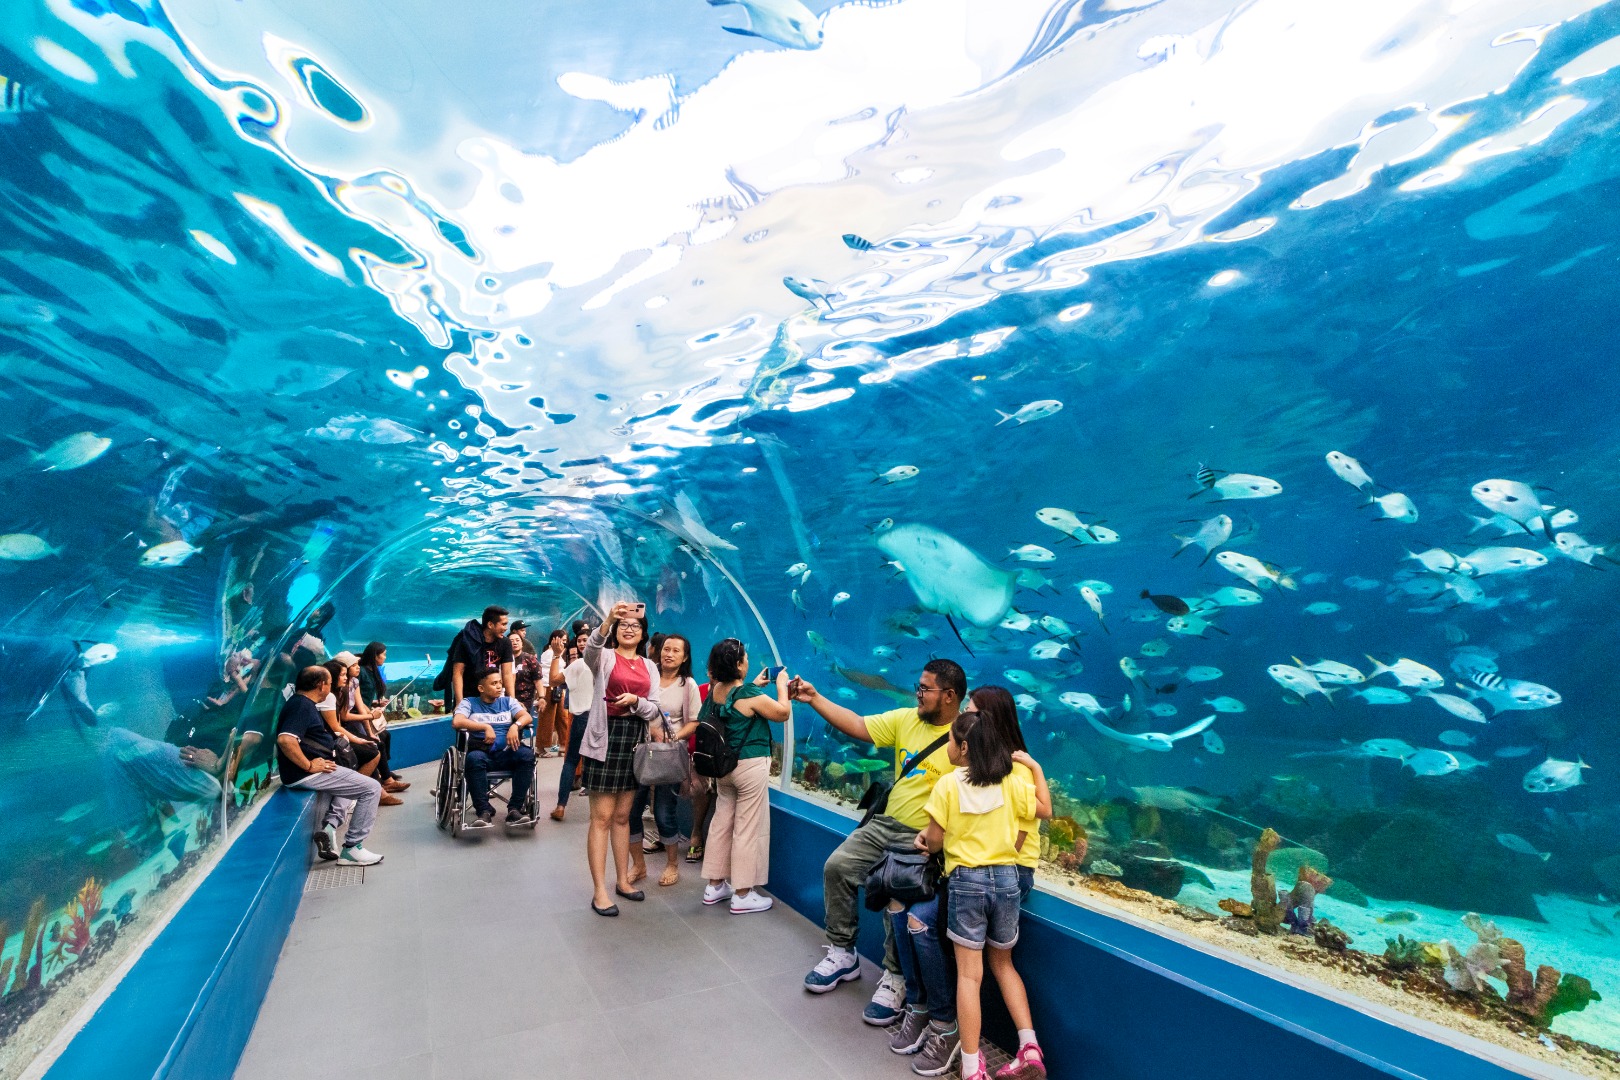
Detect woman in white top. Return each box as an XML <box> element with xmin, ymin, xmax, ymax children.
<box><xmin>628</xmin><ymin>633</ymin><xmax>702</xmax><ymax>887</ymax></box>
<box><xmin>537</xmin><ymin>628</ymin><xmax>568</xmax><ymax>755</ymax></box>
<box><xmin>550</xmin><ymin>630</ymin><xmax>594</xmax><ymax>821</ymax></box>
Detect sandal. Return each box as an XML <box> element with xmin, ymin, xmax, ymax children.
<box><xmin>627</xmin><ymin>866</ymin><xmax>647</xmax><ymax>886</ymax></box>
<box><xmin>685</xmin><ymin>843</ymin><xmax>703</xmax><ymax>864</ymax></box>
<box><xmin>659</xmin><ymin>865</ymin><xmax>680</xmax><ymax>887</ymax></box>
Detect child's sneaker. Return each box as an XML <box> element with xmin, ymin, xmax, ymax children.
<box><xmin>962</xmin><ymin>1056</ymin><xmax>989</xmax><ymax>1080</ymax></box>
<box><xmin>994</xmin><ymin>1043</ymin><xmax>1046</xmax><ymax>1079</ymax></box>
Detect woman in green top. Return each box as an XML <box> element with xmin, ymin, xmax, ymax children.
<box><xmin>699</xmin><ymin>638</ymin><xmax>791</xmax><ymax>914</ymax></box>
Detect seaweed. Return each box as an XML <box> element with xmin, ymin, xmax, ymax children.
<box><xmin>64</xmin><ymin>878</ymin><xmax>104</xmax><ymax>958</ymax></box>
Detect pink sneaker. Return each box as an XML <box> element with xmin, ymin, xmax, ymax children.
<box><xmin>994</xmin><ymin>1043</ymin><xmax>1047</xmax><ymax>1079</ymax></box>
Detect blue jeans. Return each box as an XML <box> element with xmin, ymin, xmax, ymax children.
<box><xmin>555</xmin><ymin>711</ymin><xmax>588</xmax><ymax>807</ymax></box>
<box><xmin>629</xmin><ymin>781</ymin><xmax>680</xmax><ymax>843</ymax></box>
<box><xmin>888</xmin><ymin>892</ymin><xmax>955</xmax><ymax>1024</ymax></box>
<box><xmin>946</xmin><ymin>865</ymin><xmax>1023</xmax><ymax>951</ymax></box>
<box><xmin>465</xmin><ymin>744</ymin><xmax>535</xmax><ymax>814</ymax></box>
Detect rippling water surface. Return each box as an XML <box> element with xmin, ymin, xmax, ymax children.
<box><xmin>1</xmin><ymin>0</ymin><xmax>1618</xmax><ymax>1067</ymax></box>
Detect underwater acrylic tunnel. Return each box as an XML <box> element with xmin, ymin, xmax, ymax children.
<box><xmin>1</xmin><ymin>0</ymin><xmax>1619</xmax><ymax>1076</ymax></box>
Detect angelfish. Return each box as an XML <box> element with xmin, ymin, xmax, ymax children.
<box><xmin>1324</xmin><ymin>451</ymin><xmax>1374</xmax><ymax>492</ymax></box>
<box><xmin>1471</xmin><ymin>479</ymin><xmax>1558</xmax><ymax>537</ymax></box>
<box><xmin>1367</xmin><ymin>492</ymin><xmax>1418</xmax><ymax>523</ymax></box>
<box><xmin>1171</xmin><ymin>514</ymin><xmax>1232</xmax><ymax>564</ymax></box>
<box><xmin>1079</xmin><ymin>585</ymin><xmax>1108</xmax><ymax>634</ymax></box>
<box><xmin>995</xmin><ymin>400</ymin><xmax>1063</xmax><ymax>426</ymax></box>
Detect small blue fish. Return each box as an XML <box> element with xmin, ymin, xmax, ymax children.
<box><xmin>843</xmin><ymin>233</ymin><xmax>875</xmax><ymax>251</ymax></box>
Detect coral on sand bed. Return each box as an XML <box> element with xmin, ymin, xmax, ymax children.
<box><xmin>1251</xmin><ymin>828</ymin><xmax>1284</xmax><ymax>934</ymax></box>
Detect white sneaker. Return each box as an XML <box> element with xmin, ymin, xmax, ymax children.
<box><xmin>805</xmin><ymin>945</ymin><xmax>861</xmax><ymax>992</ymax></box>
<box><xmin>863</xmin><ymin>969</ymin><xmax>907</xmax><ymax>1026</ymax></box>
<box><xmin>340</xmin><ymin>844</ymin><xmax>384</xmax><ymax>866</ymax></box>
<box><xmin>730</xmin><ymin>891</ymin><xmax>774</xmax><ymax>914</ymax></box>
<box><xmin>315</xmin><ymin>825</ymin><xmax>339</xmax><ymax>861</ymax></box>
<box><xmin>702</xmin><ymin>881</ymin><xmax>735</xmax><ymax>906</ymax></box>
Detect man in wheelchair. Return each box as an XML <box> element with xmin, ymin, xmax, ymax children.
<box><xmin>453</xmin><ymin>669</ymin><xmax>537</xmax><ymax>828</ymax></box>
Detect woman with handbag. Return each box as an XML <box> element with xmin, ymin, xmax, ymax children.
<box><xmin>699</xmin><ymin>638</ymin><xmax>790</xmax><ymax>914</ymax></box>
<box><xmin>628</xmin><ymin>633</ymin><xmax>702</xmax><ymax>888</ymax></box>
<box><xmin>580</xmin><ymin>602</ymin><xmax>662</xmax><ymax>916</ymax></box>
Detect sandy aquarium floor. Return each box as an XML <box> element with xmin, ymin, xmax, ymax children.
<box><xmin>1039</xmin><ymin>862</ymin><xmax>1620</xmax><ymax>1079</ymax></box>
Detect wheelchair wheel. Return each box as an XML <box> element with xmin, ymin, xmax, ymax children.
<box><xmin>434</xmin><ymin>749</ymin><xmax>457</xmax><ymax>833</ymax></box>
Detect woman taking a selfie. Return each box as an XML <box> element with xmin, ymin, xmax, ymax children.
<box><xmin>699</xmin><ymin>639</ymin><xmax>791</xmax><ymax>915</ymax></box>
<box><xmin>580</xmin><ymin>601</ymin><xmax>661</xmax><ymax>916</ymax></box>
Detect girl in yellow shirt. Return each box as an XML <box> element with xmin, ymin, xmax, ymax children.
<box><xmin>918</xmin><ymin>690</ymin><xmax>1052</xmax><ymax>1080</ymax></box>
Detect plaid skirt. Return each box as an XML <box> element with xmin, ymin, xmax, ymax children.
<box><xmin>581</xmin><ymin>714</ymin><xmax>642</xmax><ymax>793</ymax></box>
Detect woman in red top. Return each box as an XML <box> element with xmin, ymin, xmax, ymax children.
<box><xmin>581</xmin><ymin>602</ymin><xmax>661</xmax><ymax>915</ymax></box>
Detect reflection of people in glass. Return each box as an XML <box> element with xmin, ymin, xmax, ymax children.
<box><xmin>0</xmin><ymin>636</ymin><xmax>231</xmax><ymax>827</ymax></box>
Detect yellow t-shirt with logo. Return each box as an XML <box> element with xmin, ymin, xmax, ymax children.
<box><xmin>925</xmin><ymin>767</ymin><xmax>1037</xmax><ymax>875</ymax></box>
<box><xmin>1011</xmin><ymin>762</ymin><xmax>1040</xmax><ymax>869</ymax></box>
<box><xmin>864</xmin><ymin>708</ymin><xmax>955</xmax><ymax>831</ymax></box>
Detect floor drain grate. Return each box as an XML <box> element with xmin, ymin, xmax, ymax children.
<box><xmin>305</xmin><ymin>864</ymin><xmax>366</xmax><ymax>892</ymax></box>
<box><xmin>983</xmin><ymin>1041</ymin><xmax>1013</xmax><ymax>1073</ymax></box>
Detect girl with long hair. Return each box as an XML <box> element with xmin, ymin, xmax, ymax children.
<box><xmin>628</xmin><ymin>632</ymin><xmax>701</xmax><ymax>887</ymax></box>
<box><xmin>699</xmin><ymin>638</ymin><xmax>790</xmax><ymax>914</ymax></box>
<box><xmin>915</xmin><ymin>688</ymin><xmax>1052</xmax><ymax>1080</ymax></box>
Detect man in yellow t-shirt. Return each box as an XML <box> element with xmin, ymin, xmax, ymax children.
<box><xmin>789</xmin><ymin>659</ymin><xmax>965</xmax><ymax>1051</ymax></box>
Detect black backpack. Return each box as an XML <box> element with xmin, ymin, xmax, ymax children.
<box><xmin>692</xmin><ymin>694</ymin><xmax>744</xmax><ymax>778</ymax></box>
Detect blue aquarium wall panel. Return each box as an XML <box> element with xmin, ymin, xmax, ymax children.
<box><xmin>385</xmin><ymin>717</ymin><xmax>456</xmax><ymax>770</ymax></box>
<box><xmin>43</xmin><ymin>789</ymin><xmax>317</xmax><ymax>1080</ymax></box>
<box><xmin>768</xmin><ymin>791</ymin><xmax>1533</xmax><ymax>1080</ymax></box>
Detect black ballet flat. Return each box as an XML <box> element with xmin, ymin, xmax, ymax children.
<box><xmin>592</xmin><ymin>901</ymin><xmax>620</xmax><ymax>917</ymax></box>
<box><xmin>614</xmin><ymin>887</ymin><xmax>646</xmax><ymax>902</ymax></box>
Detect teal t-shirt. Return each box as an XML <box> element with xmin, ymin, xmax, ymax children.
<box><xmin>705</xmin><ymin>683</ymin><xmax>773</xmax><ymax>759</ymax></box>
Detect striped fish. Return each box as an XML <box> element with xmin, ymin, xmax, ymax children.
<box><xmin>1470</xmin><ymin>671</ymin><xmax>1506</xmax><ymax>693</ymax></box>
<box><xmin>842</xmin><ymin>233</ymin><xmax>874</xmax><ymax>252</ymax></box>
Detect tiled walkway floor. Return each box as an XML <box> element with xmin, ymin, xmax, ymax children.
<box><xmin>234</xmin><ymin>758</ymin><xmax>919</xmax><ymax>1080</ymax></box>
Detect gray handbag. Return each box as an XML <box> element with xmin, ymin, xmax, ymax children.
<box><xmin>633</xmin><ymin>738</ymin><xmax>691</xmax><ymax>787</ymax></box>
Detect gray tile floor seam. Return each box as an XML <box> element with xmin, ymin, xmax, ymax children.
<box><xmin>235</xmin><ymin>758</ymin><xmax>927</xmax><ymax>1080</ymax></box>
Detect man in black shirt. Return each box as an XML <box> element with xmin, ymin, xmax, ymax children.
<box><xmin>447</xmin><ymin>605</ymin><xmax>515</xmax><ymax>709</ymax></box>
<box><xmin>276</xmin><ymin>666</ymin><xmax>385</xmax><ymax>866</ymax></box>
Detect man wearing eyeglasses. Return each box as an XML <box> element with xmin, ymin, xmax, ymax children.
<box><xmin>789</xmin><ymin>658</ymin><xmax>966</xmax><ymax>1077</ymax></box>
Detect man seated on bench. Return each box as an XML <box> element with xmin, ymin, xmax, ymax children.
<box><xmin>453</xmin><ymin>669</ymin><xmax>537</xmax><ymax>828</ymax></box>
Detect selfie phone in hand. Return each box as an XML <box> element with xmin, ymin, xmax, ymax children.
<box><xmin>629</xmin><ymin>602</ymin><xmax>646</xmax><ymax>617</ymax></box>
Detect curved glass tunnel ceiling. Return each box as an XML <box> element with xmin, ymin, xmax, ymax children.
<box><xmin>2</xmin><ymin>0</ymin><xmax>1620</xmax><ymax>1073</ymax></box>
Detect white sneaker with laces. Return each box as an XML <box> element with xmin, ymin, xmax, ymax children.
<box><xmin>804</xmin><ymin>945</ymin><xmax>862</xmax><ymax>993</ymax></box>
<box><xmin>702</xmin><ymin>880</ymin><xmax>735</xmax><ymax>905</ymax></box>
<box><xmin>729</xmin><ymin>891</ymin><xmax>773</xmax><ymax>914</ymax></box>
<box><xmin>340</xmin><ymin>844</ymin><xmax>384</xmax><ymax>866</ymax></box>
<box><xmin>863</xmin><ymin>969</ymin><xmax>907</xmax><ymax>1026</ymax></box>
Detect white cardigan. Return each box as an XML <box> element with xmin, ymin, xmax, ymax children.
<box><xmin>579</xmin><ymin>627</ymin><xmax>661</xmax><ymax>762</ymax></box>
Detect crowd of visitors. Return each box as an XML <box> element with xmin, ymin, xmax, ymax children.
<box><xmin>270</xmin><ymin>600</ymin><xmax>1051</xmax><ymax>1079</ymax></box>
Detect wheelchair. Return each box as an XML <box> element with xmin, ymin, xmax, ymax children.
<box><xmin>434</xmin><ymin>725</ymin><xmax>540</xmax><ymax>837</ymax></box>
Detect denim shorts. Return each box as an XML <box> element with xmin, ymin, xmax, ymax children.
<box><xmin>946</xmin><ymin>865</ymin><xmax>1022</xmax><ymax>951</ymax></box>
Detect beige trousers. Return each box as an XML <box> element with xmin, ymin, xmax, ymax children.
<box><xmin>701</xmin><ymin>757</ymin><xmax>772</xmax><ymax>890</ymax></box>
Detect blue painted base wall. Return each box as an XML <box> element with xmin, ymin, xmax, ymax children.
<box><xmin>43</xmin><ymin>789</ymin><xmax>317</xmax><ymax>1080</ymax></box>
<box><xmin>387</xmin><ymin>716</ymin><xmax>455</xmax><ymax>769</ymax></box>
<box><xmin>768</xmin><ymin>789</ymin><xmax>1523</xmax><ymax>1080</ymax></box>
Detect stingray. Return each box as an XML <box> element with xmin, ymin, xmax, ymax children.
<box><xmin>875</xmin><ymin>524</ymin><xmax>1015</xmax><ymax>655</ymax></box>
